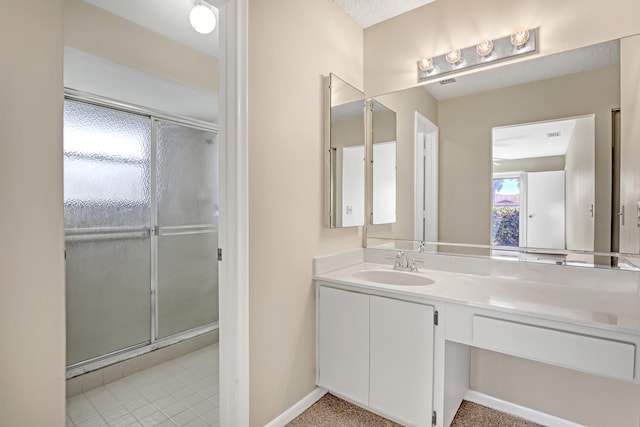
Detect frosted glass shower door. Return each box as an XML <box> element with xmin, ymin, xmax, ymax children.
<box><xmin>156</xmin><ymin>120</ymin><xmax>219</xmax><ymax>338</ymax></box>
<box><xmin>64</xmin><ymin>100</ymin><xmax>152</xmax><ymax>365</ymax></box>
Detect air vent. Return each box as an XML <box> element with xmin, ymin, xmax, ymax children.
<box><xmin>546</xmin><ymin>131</ymin><xmax>561</xmax><ymax>138</ymax></box>
<box><xmin>439</xmin><ymin>78</ymin><xmax>457</xmax><ymax>85</ymax></box>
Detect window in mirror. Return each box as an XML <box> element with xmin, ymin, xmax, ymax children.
<box><xmin>324</xmin><ymin>73</ymin><xmax>365</xmax><ymax>228</ymax></box>
<box><xmin>491</xmin><ymin>175</ymin><xmax>522</xmax><ymax>247</ymax></box>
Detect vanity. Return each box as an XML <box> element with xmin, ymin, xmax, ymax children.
<box><xmin>314</xmin><ymin>249</ymin><xmax>640</xmax><ymax>427</ymax></box>
<box><xmin>318</xmin><ymin>29</ymin><xmax>640</xmax><ymax>426</ymax></box>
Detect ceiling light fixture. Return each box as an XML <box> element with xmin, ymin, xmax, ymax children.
<box><xmin>417</xmin><ymin>28</ymin><xmax>538</xmax><ymax>83</ymax></box>
<box><xmin>190</xmin><ymin>1</ymin><xmax>216</xmax><ymax>34</ymax></box>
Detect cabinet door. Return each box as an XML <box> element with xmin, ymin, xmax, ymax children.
<box><xmin>370</xmin><ymin>296</ymin><xmax>434</xmax><ymax>426</ymax></box>
<box><xmin>317</xmin><ymin>286</ymin><xmax>369</xmax><ymax>405</ymax></box>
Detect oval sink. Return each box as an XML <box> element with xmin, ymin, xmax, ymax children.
<box><xmin>353</xmin><ymin>270</ymin><xmax>434</xmax><ymax>286</ymax></box>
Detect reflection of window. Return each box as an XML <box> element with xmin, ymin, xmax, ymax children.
<box><xmin>492</xmin><ymin>177</ymin><xmax>520</xmax><ymax>246</ymax></box>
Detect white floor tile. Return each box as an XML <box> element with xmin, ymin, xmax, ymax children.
<box><xmin>74</xmin><ymin>414</ymin><xmax>107</xmax><ymax>427</ymax></box>
<box><xmin>170</xmin><ymin>408</ymin><xmax>198</xmax><ymax>426</ymax></box>
<box><xmin>183</xmin><ymin>418</ymin><xmax>209</xmax><ymax>427</ymax></box>
<box><xmin>68</xmin><ymin>345</ymin><xmax>218</xmax><ymax>427</ymax></box>
<box><xmin>106</xmin><ymin>414</ymin><xmax>137</xmax><ymax>427</ymax></box>
<box><xmin>161</xmin><ymin>401</ymin><xmax>189</xmax><ymax>418</ymax></box>
<box><xmin>139</xmin><ymin>411</ymin><xmax>169</xmax><ymax>426</ymax></box>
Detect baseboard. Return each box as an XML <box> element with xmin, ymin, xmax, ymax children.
<box><xmin>464</xmin><ymin>390</ymin><xmax>586</xmax><ymax>427</ymax></box>
<box><xmin>264</xmin><ymin>387</ymin><xmax>327</xmax><ymax>427</ymax></box>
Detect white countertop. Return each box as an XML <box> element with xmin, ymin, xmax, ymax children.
<box><xmin>314</xmin><ymin>262</ymin><xmax>640</xmax><ymax>335</ymax></box>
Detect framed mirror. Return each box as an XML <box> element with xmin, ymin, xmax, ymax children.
<box><xmin>365</xmin><ymin>39</ymin><xmax>637</xmax><ymax>268</ymax></box>
<box><xmin>324</xmin><ymin>73</ymin><xmax>366</xmax><ymax>228</ymax></box>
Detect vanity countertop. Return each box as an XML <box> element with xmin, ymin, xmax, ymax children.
<box><xmin>314</xmin><ymin>262</ymin><xmax>640</xmax><ymax>335</ymax></box>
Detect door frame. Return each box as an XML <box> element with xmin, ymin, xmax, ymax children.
<box><xmin>414</xmin><ymin>112</ymin><xmax>438</xmax><ymax>247</ymax></box>
<box><xmin>210</xmin><ymin>0</ymin><xmax>249</xmax><ymax>425</ymax></box>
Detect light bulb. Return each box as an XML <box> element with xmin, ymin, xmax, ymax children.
<box><xmin>418</xmin><ymin>57</ymin><xmax>433</xmax><ymax>72</ymax></box>
<box><xmin>445</xmin><ymin>49</ymin><xmax>462</xmax><ymax>64</ymax></box>
<box><xmin>511</xmin><ymin>28</ymin><xmax>529</xmax><ymax>47</ymax></box>
<box><xmin>476</xmin><ymin>39</ymin><xmax>494</xmax><ymax>57</ymax></box>
<box><xmin>190</xmin><ymin>3</ymin><xmax>216</xmax><ymax>34</ymax></box>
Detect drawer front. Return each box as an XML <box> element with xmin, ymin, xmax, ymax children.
<box><xmin>473</xmin><ymin>316</ymin><xmax>636</xmax><ymax>381</ymax></box>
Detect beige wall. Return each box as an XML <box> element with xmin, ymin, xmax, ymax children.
<box><xmin>248</xmin><ymin>0</ymin><xmax>363</xmax><ymax>425</ymax></box>
<box><xmin>0</xmin><ymin>1</ymin><xmax>66</xmax><ymax>426</ymax></box>
<box><xmin>438</xmin><ymin>66</ymin><xmax>619</xmax><ymax>252</ymax></box>
<box><xmin>364</xmin><ymin>0</ymin><xmax>640</xmax><ymax>96</ymax></box>
<box><xmin>63</xmin><ymin>0</ymin><xmax>218</xmax><ymax>94</ymax></box>
<box><xmin>471</xmin><ymin>349</ymin><xmax>640</xmax><ymax>426</ymax></box>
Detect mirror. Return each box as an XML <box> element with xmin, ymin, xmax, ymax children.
<box><xmin>371</xmin><ymin>99</ymin><xmax>397</xmax><ymax>225</ymax></box>
<box><xmin>491</xmin><ymin>115</ymin><xmax>596</xmax><ymax>263</ymax></box>
<box><xmin>324</xmin><ymin>73</ymin><xmax>366</xmax><ymax>228</ymax></box>
<box><xmin>365</xmin><ymin>39</ymin><xmax>633</xmax><ymax>268</ymax></box>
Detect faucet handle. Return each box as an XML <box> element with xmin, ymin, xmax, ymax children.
<box><xmin>385</xmin><ymin>251</ymin><xmax>403</xmax><ymax>260</ymax></box>
<box><xmin>408</xmin><ymin>257</ymin><xmax>424</xmax><ymax>272</ymax></box>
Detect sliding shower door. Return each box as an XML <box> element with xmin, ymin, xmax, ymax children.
<box><xmin>64</xmin><ymin>98</ymin><xmax>218</xmax><ymax>368</ymax></box>
<box><xmin>156</xmin><ymin>120</ymin><xmax>218</xmax><ymax>338</ymax></box>
<box><xmin>64</xmin><ymin>100</ymin><xmax>152</xmax><ymax>365</ymax></box>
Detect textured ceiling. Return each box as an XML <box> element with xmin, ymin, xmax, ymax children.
<box><xmin>334</xmin><ymin>0</ymin><xmax>437</xmax><ymax>27</ymax></box>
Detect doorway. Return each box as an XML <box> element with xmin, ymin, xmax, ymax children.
<box><xmin>62</xmin><ymin>0</ymin><xmax>249</xmax><ymax>425</ymax></box>
<box><xmin>414</xmin><ymin>112</ymin><xmax>439</xmax><ymax>250</ymax></box>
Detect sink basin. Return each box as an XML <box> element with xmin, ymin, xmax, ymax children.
<box><xmin>353</xmin><ymin>269</ymin><xmax>434</xmax><ymax>286</ymax></box>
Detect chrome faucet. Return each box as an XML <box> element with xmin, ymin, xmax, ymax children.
<box><xmin>393</xmin><ymin>251</ymin><xmax>420</xmax><ymax>272</ymax></box>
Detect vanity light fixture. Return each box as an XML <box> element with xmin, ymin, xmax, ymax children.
<box><xmin>445</xmin><ymin>49</ymin><xmax>462</xmax><ymax>64</ymax></box>
<box><xmin>418</xmin><ymin>57</ymin><xmax>434</xmax><ymax>72</ymax></box>
<box><xmin>511</xmin><ymin>28</ymin><xmax>530</xmax><ymax>48</ymax></box>
<box><xmin>190</xmin><ymin>0</ymin><xmax>217</xmax><ymax>34</ymax></box>
<box><xmin>417</xmin><ymin>28</ymin><xmax>537</xmax><ymax>82</ymax></box>
<box><xmin>476</xmin><ymin>39</ymin><xmax>494</xmax><ymax>57</ymax></box>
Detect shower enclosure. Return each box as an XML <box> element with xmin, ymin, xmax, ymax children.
<box><xmin>64</xmin><ymin>95</ymin><xmax>218</xmax><ymax>372</ymax></box>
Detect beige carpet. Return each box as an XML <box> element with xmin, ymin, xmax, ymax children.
<box><xmin>286</xmin><ymin>394</ymin><xmax>543</xmax><ymax>426</ymax></box>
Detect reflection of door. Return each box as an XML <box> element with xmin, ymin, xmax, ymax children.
<box><xmin>341</xmin><ymin>145</ymin><xmax>365</xmax><ymax>227</ymax></box>
<box><xmin>372</xmin><ymin>141</ymin><xmax>396</xmax><ymax>224</ymax></box>
<box><xmin>527</xmin><ymin>170</ymin><xmax>565</xmax><ymax>249</ymax></box>
<box><xmin>414</xmin><ymin>112</ymin><xmax>438</xmax><ymax>246</ymax></box>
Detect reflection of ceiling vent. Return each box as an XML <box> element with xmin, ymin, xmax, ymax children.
<box><xmin>546</xmin><ymin>131</ymin><xmax>561</xmax><ymax>137</ymax></box>
<box><xmin>439</xmin><ymin>78</ymin><xmax>457</xmax><ymax>85</ymax></box>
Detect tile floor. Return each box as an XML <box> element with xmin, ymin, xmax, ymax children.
<box><xmin>66</xmin><ymin>343</ymin><xmax>219</xmax><ymax>427</ymax></box>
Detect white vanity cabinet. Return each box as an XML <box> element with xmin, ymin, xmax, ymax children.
<box><xmin>317</xmin><ymin>285</ymin><xmax>369</xmax><ymax>405</ymax></box>
<box><xmin>317</xmin><ymin>283</ymin><xmax>435</xmax><ymax>426</ymax></box>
